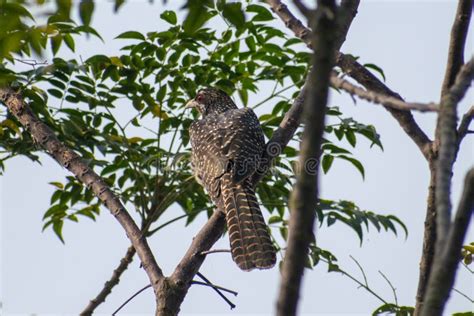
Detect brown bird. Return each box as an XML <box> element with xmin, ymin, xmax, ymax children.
<box><xmin>186</xmin><ymin>87</ymin><xmax>276</xmax><ymax>271</ymax></box>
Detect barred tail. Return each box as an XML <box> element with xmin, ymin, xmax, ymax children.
<box><xmin>221</xmin><ymin>174</ymin><xmax>276</xmax><ymax>271</ymax></box>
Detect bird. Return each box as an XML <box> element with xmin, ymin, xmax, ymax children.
<box><xmin>186</xmin><ymin>87</ymin><xmax>276</xmax><ymax>271</ymax></box>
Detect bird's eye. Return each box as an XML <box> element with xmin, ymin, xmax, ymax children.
<box><xmin>196</xmin><ymin>94</ymin><xmax>204</xmax><ymax>102</ymax></box>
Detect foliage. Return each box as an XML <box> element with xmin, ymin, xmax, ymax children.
<box><xmin>461</xmin><ymin>242</ymin><xmax>474</xmax><ymax>265</ymax></box>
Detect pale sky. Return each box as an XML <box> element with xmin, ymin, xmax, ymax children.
<box><xmin>1</xmin><ymin>1</ymin><xmax>473</xmax><ymax>315</ymax></box>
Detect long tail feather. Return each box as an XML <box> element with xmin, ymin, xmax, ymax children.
<box><xmin>221</xmin><ymin>174</ymin><xmax>276</xmax><ymax>271</ymax></box>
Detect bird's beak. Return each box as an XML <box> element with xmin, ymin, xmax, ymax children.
<box><xmin>185</xmin><ymin>99</ymin><xmax>199</xmax><ymax>109</ymax></box>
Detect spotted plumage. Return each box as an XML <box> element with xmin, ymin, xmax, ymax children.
<box><xmin>187</xmin><ymin>87</ymin><xmax>276</xmax><ymax>271</ymax></box>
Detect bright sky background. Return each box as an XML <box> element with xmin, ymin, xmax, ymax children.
<box><xmin>1</xmin><ymin>1</ymin><xmax>473</xmax><ymax>315</ymax></box>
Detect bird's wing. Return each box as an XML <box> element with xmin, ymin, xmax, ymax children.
<box><xmin>189</xmin><ymin>108</ymin><xmax>265</xmax><ymax>200</ymax></box>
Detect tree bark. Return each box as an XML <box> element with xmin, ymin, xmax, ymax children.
<box><xmin>276</xmin><ymin>1</ymin><xmax>337</xmax><ymax>315</ymax></box>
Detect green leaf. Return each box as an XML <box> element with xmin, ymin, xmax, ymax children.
<box><xmin>51</xmin><ymin>35</ymin><xmax>62</xmax><ymax>55</ymax></box>
<box><xmin>345</xmin><ymin>129</ymin><xmax>356</xmax><ymax>147</ymax></box>
<box><xmin>372</xmin><ymin>303</ymin><xmax>399</xmax><ymax>315</ymax></box>
<box><xmin>63</xmin><ymin>33</ymin><xmax>75</xmax><ymax>51</ymax></box>
<box><xmin>268</xmin><ymin>215</ymin><xmax>282</xmax><ymax>224</ymax></box>
<box><xmin>322</xmin><ymin>155</ymin><xmax>334</xmax><ymax>174</ymax></box>
<box><xmin>114</xmin><ymin>0</ymin><xmax>125</xmax><ymax>12</ymax></box>
<box><xmin>183</xmin><ymin>0</ymin><xmax>214</xmax><ymax>33</ymax></box>
<box><xmin>386</xmin><ymin>215</ymin><xmax>408</xmax><ymax>238</ymax></box>
<box><xmin>160</xmin><ymin>10</ymin><xmax>177</xmax><ymax>25</ymax></box>
<box><xmin>48</xmin><ymin>182</ymin><xmax>64</xmax><ymax>190</ymax></box>
<box><xmin>47</xmin><ymin>88</ymin><xmax>63</xmax><ymax>98</ymax></box>
<box><xmin>338</xmin><ymin>155</ymin><xmax>365</xmax><ymax>179</ymax></box>
<box><xmin>238</xmin><ymin>89</ymin><xmax>248</xmax><ymax>106</ymax></box>
<box><xmin>222</xmin><ymin>3</ymin><xmax>245</xmax><ymax>29</ymax></box>
<box><xmin>328</xmin><ymin>262</ymin><xmax>339</xmax><ymax>272</ymax></box>
<box><xmin>364</xmin><ymin>63</ymin><xmax>386</xmax><ymax>82</ymax></box>
<box><xmin>53</xmin><ymin>220</ymin><xmax>65</xmax><ymax>243</ymax></box>
<box><xmin>247</xmin><ymin>4</ymin><xmax>273</xmax><ymax>21</ymax></box>
<box><xmin>115</xmin><ymin>31</ymin><xmax>145</xmax><ymax>41</ymax></box>
<box><xmin>79</xmin><ymin>0</ymin><xmax>95</xmax><ymax>26</ymax></box>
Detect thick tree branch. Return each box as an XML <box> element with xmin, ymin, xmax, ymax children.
<box><xmin>149</xmin><ymin>210</ymin><xmax>226</xmax><ymax>315</ymax></box>
<box><xmin>0</xmin><ymin>88</ymin><xmax>164</xmax><ymax>299</ymax></box>
<box><xmin>440</xmin><ymin>0</ymin><xmax>473</xmax><ymax>97</ymax></box>
<box><xmin>276</xmin><ymin>1</ymin><xmax>337</xmax><ymax>315</ymax></box>
<box><xmin>415</xmin><ymin>165</ymin><xmax>437</xmax><ymax>316</ymax></box>
<box><xmin>266</xmin><ymin>0</ymin><xmax>433</xmax><ymax>160</ymax></box>
<box><xmin>80</xmin><ymin>246</ymin><xmax>136</xmax><ymax>316</ymax></box>
<box><xmin>330</xmin><ymin>74</ymin><xmax>439</xmax><ymax>112</ymax></box>
<box><xmin>435</xmin><ymin>57</ymin><xmax>474</xmax><ymax>243</ymax></box>
<box><xmin>420</xmin><ymin>168</ymin><xmax>474</xmax><ymax>316</ymax></box>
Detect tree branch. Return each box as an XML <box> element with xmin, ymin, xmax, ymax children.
<box><xmin>416</xmin><ymin>57</ymin><xmax>474</xmax><ymax>315</ymax></box>
<box><xmin>435</xmin><ymin>57</ymin><xmax>474</xmax><ymax>244</ymax></box>
<box><xmin>276</xmin><ymin>1</ymin><xmax>338</xmax><ymax>315</ymax></box>
<box><xmin>334</xmin><ymin>0</ymin><xmax>360</xmax><ymax>51</ymax></box>
<box><xmin>420</xmin><ymin>168</ymin><xmax>474</xmax><ymax>316</ymax></box>
<box><xmin>440</xmin><ymin>0</ymin><xmax>473</xmax><ymax>97</ymax></box>
<box><xmin>0</xmin><ymin>88</ymin><xmax>164</xmax><ymax>299</ymax></box>
<box><xmin>266</xmin><ymin>0</ymin><xmax>433</xmax><ymax>160</ymax></box>
<box><xmin>80</xmin><ymin>246</ymin><xmax>136</xmax><ymax>316</ymax></box>
<box><xmin>458</xmin><ymin>105</ymin><xmax>474</xmax><ymax>143</ymax></box>
<box><xmin>336</xmin><ymin>54</ymin><xmax>433</xmax><ymax>159</ymax></box>
<box><xmin>250</xmin><ymin>84</ymin><xmax>307</xmax><ymax>186</ymax></box>
<box><xmin>330</xmin><ymin>74</ymin><xmax>439</xmax><ymax>112</ymax></box>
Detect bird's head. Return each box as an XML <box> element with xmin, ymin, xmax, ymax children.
<box><xmin>185</xmin><ymin>87</ymin><xmax>237</xmax><ymax>116</ymax></box>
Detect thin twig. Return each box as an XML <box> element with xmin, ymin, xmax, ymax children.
<box><xmin>321</xmin><ymin>257</ymin><xmax>388</xmax><ymax>305</ymax></box>
<box><xmin>461</xmin><ymin>262</ymin><xmax>474</xmax><ymax>274</ymax></box>
<box><xmin>191</xmin><ymin>280</ymin><xmax>238</xmax><ymax>297</ymax></box>
<box><xmin>200</xmin><ymin>249</ymin><xmax>231</xmax><ymax>255</ymax></box>
<box><xmin>190</xmin><ymin>281</ymin><xmax>237</xmax><ymax>310</ymax></box>
<box><xmin>349</xmin><ymin>255</ymin><xmax>368</xmax><ymax>287</ymax></box>
<box><xmin>112</xmin><ymin>284</ymin><xmax>152</xmax><ymax>315</ymax></box>
<box><xmin>379</xmin><ymin>270</ymin><xmax>398</xmax><ymax>306</ymax></box>
<box><xmin>452</xmin><ymin>288</ymin><xmax>474</xmax><ymax>303</ymax></box>
<box><xmin>193</xmin><ymin>276</ymin><xmax>238</xmax><ymax>297</ymax></box>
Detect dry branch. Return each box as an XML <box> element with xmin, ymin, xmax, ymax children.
<box><xmin>276</xmin><ymin>1</ymin><xmax>338</xmax><ymax>315</ymax></box>
<box><xmin>80</xmin><ymin>246</ymin><xmax>136</xmax><ymax>316</ymax></box>
<box><xmin>330</xmin><ymin>74</ymin><xmax>439</xmax><ymax>112</ymax></box>
<box><xmin>0</xmin><ymin>88</ymin><xmax>164</xmax><ymax>302</ymax></box>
